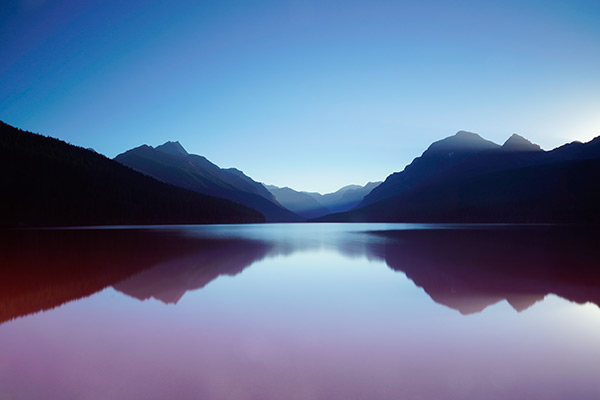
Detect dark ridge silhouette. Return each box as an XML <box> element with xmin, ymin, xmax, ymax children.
<box><xmin>315</xmin><ymin>158</ymin><xmax>600</xmax><ymax>223</ymax></box>
<box><xmin>366</xmin><ymin>227</ymin><xmax>600</xmax><ymax>314</ymax></box>
<box><xmin>0</xmin><ymin>121</ymin><xmax>264</xmax><ymax>227</ymax></box>
<box><xmin>357</xmin><ymin>131</ymin><xmax>523</xmax><ymax>208</ymax></box>
<box><xmin>314</xmin><ymin>132</ymin><xmax>600</xmax><ymax>223</ymax></box>
<box><xmin>115</xmin><ymin>142</ymin><xmax>303</xmax><ymax>222</ymax></box>
<box><xmin>501</xmin><ymin>133</ymin><xmax>542</xmax><ymax>152</ymax></box>
<box><xmin>265</xmin><ymin>181</ymin><xmax>381</xmax><ymax>218</ymax></box>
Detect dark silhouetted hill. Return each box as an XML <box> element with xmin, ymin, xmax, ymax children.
<box><xmin>0</xmin><ymin>121</ymin><xmax>264</xmax><ymax>227</ymax></box>
<box><xmin>115</xmin><ymin>142</ymin><xmax>303</xmax><ymax>222</ymax></box>
<box><xmin>501</xmin><ymin>133</ymin><xmax>542</xmax><ymax>152</ymax></box>
<box><xmin>315</xmin><ymin>132</ymin><xmax>600</xmax><ymax>223</ymax></box>
<box><xmin>358</xmin><ymin>131</ymin><xmax>504</xmax><ymax>208</ymax></box>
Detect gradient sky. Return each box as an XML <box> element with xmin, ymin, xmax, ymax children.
<box><xmin>1</xmin><ymin>0</ymin><xmax>599</xmax><ymax>193</ymax></box>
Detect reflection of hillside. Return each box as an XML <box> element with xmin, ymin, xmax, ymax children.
<box><xmin>0</xmin><ymin>230</ymin><xmax>269</xmax><ymax>324</ymax></box>
<box><xmin>3</xmin><ymin>226</ymin><xmax>599</xmax><ymax>323</ymax></box>
<box><xmin>367</xmin><ymin>227</ymin><xmax>600</xmax><ymax>314</ymax></box>
<box><xmin>113</xmin><ymin>239</ymin><xmax>271</xmax><ymax>304</ymax></box>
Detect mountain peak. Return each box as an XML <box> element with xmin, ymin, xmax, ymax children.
<box><xmin>502</xmin><ymin>134</ymin><xmax>542</xmax><ymax>152</ymax></box>
<box><xmin>155</xmin><ymin>141</ymin><xmax>188</xmax><ymax>157</ymax></box>
<box><xmin>427</xmin><ymin>131</ymin><xmax>500</xmax><ymax>154</ymax></box>
<box><xmin>455</xmin><ymin>130</ymin><xmax>479</xmax><ymax>138</ymax></box>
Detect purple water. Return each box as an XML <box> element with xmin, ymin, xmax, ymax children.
<box><xmin>1</xmin><ymin>224</ymin><xmax>599</xmax><ymax>399</ymax></box>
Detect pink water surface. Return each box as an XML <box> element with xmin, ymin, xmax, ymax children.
<box><xmin>1</xmin><ymin>224</ymin><xmax>600</xmax><ymax>399</ymax></box>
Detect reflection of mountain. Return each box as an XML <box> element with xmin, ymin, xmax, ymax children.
<box><xmin>113</xmin><ymin>239</ymin><xmax>271</xmax><ymax>304</ymax></box>
<box><xmin>3</xmin><ymin>226</ymin><xmax>599</xmax><ymax>322</ymax></box>
<box><xmin>366</xmin><ymin>227</ymin><xmax>600</xmax><ymax>314</ymax></box>
<box><xmin>0</xmin><ymin>230</ymin><xmax>269</xmax><ymax>324</ymax></box>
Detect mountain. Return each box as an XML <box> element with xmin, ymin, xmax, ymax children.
<box><xmin>266</xmin><ymin>182</ymin><xmax>381</xmax><ymax>219</ymax></box>
<box><xmin>115</xmin><ymin>142</ymin><xmax>303</xmax><ymax>222</ymax></box>
<box><xmin>307</xmin><ymin>182</ymin><xmax>382</xmax><ymax>213</ymax></box>
<box><xmin>264</xmin><ymin>185</ymin><xmax>332</xmax><ymax>218</ymax></box>
<box><xmin>0</xmin><ymin>121</ymin><xmax>264</xmax><ymax>227</ymax></box>
<box><xmin>358</xmin><ymin>131</ymin><xmax>503</xmax><ymax>208</ymax></box>
<box><xmin>314</xmin><ymin>131</ymin><xmax>600</xmax><ymax>223</ymax></box>
<box><xmin>501</xmin><ymin>133</ymin><xmax>542</xmax><ymax>152</ymax></box>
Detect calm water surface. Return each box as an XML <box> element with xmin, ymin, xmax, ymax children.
<box><xmin>1</xmin><ymin>223</ymin><xmax>600</xmax><ymax>399</ymax></box>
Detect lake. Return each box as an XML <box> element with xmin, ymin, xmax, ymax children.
<box><xmin>1</xmin><ymin>223</ymin><xmax>600</xmax><ymax>399</ymax></box>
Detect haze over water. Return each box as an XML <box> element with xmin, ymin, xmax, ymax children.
<box><xmin>1</xmin><ymin>223</ymin><xmax>600</xmax><ymax>399</ymax></box>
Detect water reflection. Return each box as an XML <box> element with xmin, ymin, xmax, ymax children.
<box><xmin>1</xmin><ymin>225</ymin><xmax>599</xmax><ymax>325</ymax></box>
<box><xmin>367</xmin><ymin>227</ymin><xmax>600</xmax><ymax>314</ymax></box>
<box><xmin>114</xmin><ymin>238</ymin><xmax>271</xmax><ymax>304</ymax></box>
<box><xmin>0</xmin><ymin>229</ymin><xmax>269</xmax><ymax>323</ymax></box>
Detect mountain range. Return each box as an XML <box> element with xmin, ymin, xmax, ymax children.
<box><xmin>114</xmin><ymin>141</ymin><xmax>384</xmax><ymax>221</ymax></box>
<box><xmin>3</xmin><ymin>119</ymin><xmax>600</xmax><ymax>225</ymax></box>
<box><xmin>114</xmin><ymin>141</ymin><xmax>303</xmax><ymax>222</ymax></box>
<box><xmin>314</xmin><ymin>131</ymin><xmax>600</xmax><ymax>223</ymax></box>
<box><xmin>265</xmin><ymin>182</ymin><xmax>381</xmax><ymax>219</ymax></box>
<box><xmin>0</xmin><ymin>121</ymin><xmax>264</xmax><ymax>227</ymax></box>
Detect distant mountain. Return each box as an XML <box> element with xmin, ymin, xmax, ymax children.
<box><xmin>0</xmin><ymin>121</ymin><xmax>264</xmax><ymax>227</ymax></box>
<box><xmin>115</xmin><ymin>142</ymin><xmax>303</xmax><ymax>222</ymax></box>
<box><xmin>266</xmin><ymin>182</ymin><xmax>381</xmax><ymax>219</ymax></box>
<box><xmin>314</xmin><ymin>131</ymin><xmax>600</xmax><ymax>223</ymax></box>
<box><xmin>312</xmin><ymin>181</ymin><xmax>382</xmax><ymax>213</ymax></box>
<box><xmin>264</xmin><ymin>185</ymin><xmax>331</xmax><ymax>219</ymax></box>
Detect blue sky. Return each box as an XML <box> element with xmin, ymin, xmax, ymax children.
<box><xmin>1</xmin><ymin>0</ymin><xmax>599</xmax><ymax>193</ymax></box>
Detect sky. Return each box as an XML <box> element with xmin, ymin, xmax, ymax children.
<box><xmin>1</xmin><ymin>0</ymin><xmax>599</xmax><ymax>193</ymax></box>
